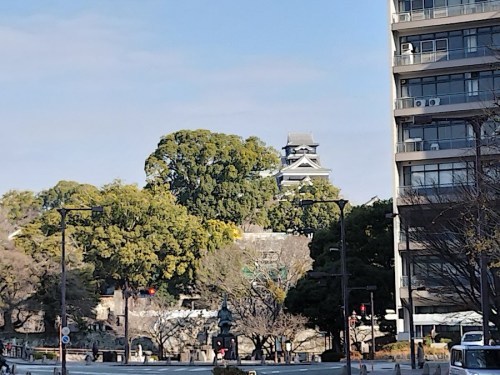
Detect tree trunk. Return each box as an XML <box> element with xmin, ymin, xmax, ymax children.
<box><xmin>253</xmin><ymin>336</ymin><xmax>263</xmax><ymax>359</ymax></box>
<box><xmin>2</xmin><ymin>310</ymin><xmax>14</xmax><ymax>332</ymax></box>
<box><xmin>43</xmin><ymin>315</ymin><xmax>57</xmax><ymax>334</ymax></box>
<box><xmin>159</xmin><ymin>343</ymin><xmax>165</xmax><ymax>360</ymax></box>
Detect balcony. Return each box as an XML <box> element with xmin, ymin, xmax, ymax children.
<box><xmin>397</xmin><ymin>137</ymin><xmax>474</xmax><ymax>153</ymax></box>
<box><xmin>393</xmin><ymin>1</ymin><xmax>500</xmax><ymax>24</ymax></box>
<box><xmin>401</xmin><ymin>276</ymin><xmax>426</xmax><ymax>289</ymax></box>
<box><xmin>397</xmin><ymin>183</ymin><xmax>474</xmax><ymax>206</ymax></box>
<box><xmin>396</xmin><ymin>136</ymin><xmax>498</xmax><ymax>153</ymax></box>
<box><xmin>394</xmin><ymin>46</ymin><xmax>499</xmax><ymax>68</ymax></box>
<box><xmin>395</xmin><ymin>90</ymin><xmax>497</xmax><ymax>110</ymax></box>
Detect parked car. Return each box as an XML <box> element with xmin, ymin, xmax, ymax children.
<box><xmin>449</xmin><ymin>345</ymin><xmax>500</xmax><ymax>374</ymax></box>
<box><xmin>461</xmin><ymin>331</ymin><xmax>485</xmax><ymax>346</ymax></box>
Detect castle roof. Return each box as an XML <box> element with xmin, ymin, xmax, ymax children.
<box><xmin>284</xmin><ymin>133</ymin><xmax>318</xmax><ymax>147</ymax></box>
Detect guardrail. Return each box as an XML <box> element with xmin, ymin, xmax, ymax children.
<box><xmin>3</xmin><ymin>345</ymin><xmax>126</xmax><ymax>360</ymax></box>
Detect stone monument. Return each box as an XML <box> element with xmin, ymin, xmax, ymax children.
<box><xmin>212</xmin><ymin>294</ymin><xmax>238</xmax><ymax>361</ymax></box>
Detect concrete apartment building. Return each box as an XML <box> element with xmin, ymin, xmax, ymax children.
<box><xmin>389</xmin><ymin>0</ymin><xmax>500</xmax><ymax>340</ymax></box>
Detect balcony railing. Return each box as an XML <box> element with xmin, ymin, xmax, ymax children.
<box><xmin>401</xmin><ymin>276</ymin><xmax>426</xmax><ymax>289</ymax></box>
<box><xmin>397</xmin><ymin>136</ymin><xmax>499</xmax><ymax>153</ymax></box>
<box><xmin>398</xmin><ymin>183</ymin><xmax>475</xmax><ymax>197</ymax></box>
<box><xmin>395</xmin><ymin>90</ymin><xmax>497</xmax><ymax>110</ymax></box>
<box><xmin>393</xmin><ymin>0</ymin><xmax>500</xmax><ymax>23</ymax></box>
<box><xmin>394</xmin><ymin>45</ymin><xmax>499</xmax><ymax>67</ymax></box>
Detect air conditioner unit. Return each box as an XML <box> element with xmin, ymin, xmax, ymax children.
<box><xmin>428</xmin><ymin>97</ymin><xmax>441</xmax><ymax>106</ymax></box>
<box><xmin>401</xmin><ymin>43</ymin><xmax>413</xmax><ymax>54</ymax></box>
<box><xmin>414</xmin><ymin>99</ymin><xmax>426</xmax><ymax>107</ymax></box>
<box><xmin>430</xmin><ymin>143</ymin><xmax>440</xmax><ymax>151</ymax></box>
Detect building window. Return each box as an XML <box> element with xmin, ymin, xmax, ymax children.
<box><xmin>403</xmin><ymin>162</ymin><xmax>473</xmax><ymax>188</ymax></box>
<box><xmin>400</xmin><ymin>120</ymin><xmax>472</xmax><ymax>150</ymax></box>
<box><xmin>401</xmin><ymin>70</ymin><xmax>500</xmax><ymax>104</ymax></box>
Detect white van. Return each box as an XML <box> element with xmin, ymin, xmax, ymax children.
<box><xmin>461</xmin><ymin>331</ymin><xmax>485</xmax><ymax>346</ymax></box>
<box><xmin>449</xmin><ymin>345</ymin><xmax>500</xmax><ymax>374</ymax></box>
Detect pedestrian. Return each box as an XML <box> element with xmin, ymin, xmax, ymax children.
<box><xmin>0</xmin><ymin>341</ymin><xmax>4</xmax><ymax>356</ymax></box>
<box><xmin>0</xmin><ymin>354</ymin><xmax>10</xmax><ymax>374</ymax></box>
<box><xmin>92</xmin><ymin>341</ymin><xmax>99</xmax><ymax>362</ymax></box>
<box><xmin>229</xmin><ymin>338</ymin><xmax>236</xmax><ymax>360</ymax></box>
<box><xmin>22</xmin><ymin>341</ymin><xmax>29</xmax><ymax>360</ymax></box>
<box><xmin>417</xmin><ymin>342</ymin><xmax>425</xmax><ymax>369</ymax></box>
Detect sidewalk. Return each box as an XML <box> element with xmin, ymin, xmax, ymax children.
<box><xmin>353</xmin><ymin>361</ymin><xmax>449</xmax><ymax>374</ymax></box>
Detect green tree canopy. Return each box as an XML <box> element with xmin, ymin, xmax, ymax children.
<box><xmin>15</xmin><ymin>181</ymin><xmax>239</xmax><ymax>293</ymax></box>
<box><xmin>1</xmin><ymin>190</ymin><xmax>42</xmax><ymax>226</ymax></box>
<box><xmin>266</xmin><ymin>179</ymin><xmax>343</xmax><ymax>233</ymax></box>
<box><xmin>286</xmin><ymin>200</ymin><xmax>395</xmax><ymax>351</ymax></box>
<box><xmin>144</xmin><ymin>130</ymin><xmax>280</xmax><ymax>225</ymax></box>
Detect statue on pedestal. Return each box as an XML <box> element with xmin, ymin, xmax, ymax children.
<box><xmin>217</xmin><ymin>294</ymin><xmax>233</xmax><ymax>335</ymax></box>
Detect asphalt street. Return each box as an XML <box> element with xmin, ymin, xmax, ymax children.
<box><xmin>9</xmin><ymin>361</ymin><xmax>449</xmax><ymax>375</ymax></box>
<box><xmin>10</xmin><ymin>363</ymin><xmax>345</xmax><ymax>375</ymax></box>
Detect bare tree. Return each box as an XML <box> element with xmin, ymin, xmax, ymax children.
<box><xmin>400</xmin><ymin>113</ymin><xmax>500</xmax><ymax>329</ymax></box>
<box><xmin>0</xmin><ymin>247</ymin><xmax>40</xmax><ymax>332</ymax></box>
<box><xmin>129</xmin><ymin>305</ymin><xmax>216</xmax><ymax>359</ymax></box>
<box><xmin>196</xmin><ymin>234</ymin><xmax>312</xmax><ymax>358</ymax></box>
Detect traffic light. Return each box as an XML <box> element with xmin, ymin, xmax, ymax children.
<box><xmin>360</xmin><ymin>303</ymin><xmax>366</xmax><ymax>316</ymax></box>
<box><xmin>138</xmin><ymin>287</ymin><xmax>156</xmax><ymax>297</ymax></box>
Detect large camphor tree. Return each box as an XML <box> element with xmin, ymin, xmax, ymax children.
<box><xmin>144</xmin><ymin>129</ymin><xmax>280</xmax><ymax>226</ymax></box>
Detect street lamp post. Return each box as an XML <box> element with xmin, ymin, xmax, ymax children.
<box><xmin>370</xmin><ymin>288</ymin><xmax>376</xmax><ymax>360</ymax></box>
<box><xmin>300</xmin><ymin>199</ymin><xmax>351</xmax><ymax>375</ymax></box>
<box><xmin>57</xmin><ymin>206</ymin><xmax>103</xmax><ymax>375</ymax></box>
<box><xmin>404</xmin><ymin>222</ymin><xmax>416</xmax><ymax>369</ymax></box>
<box><xmin>386</xmin><ymin>212</ymin><xmax>416</xmax><ymax>369</ymax></box>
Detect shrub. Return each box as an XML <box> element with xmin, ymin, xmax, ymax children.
<box><xmin>320</xmin><ymin>350</ymin><xmax>343</xmax><ymax>362</ymax></box>
<box><xmin>33</xmin><ymin>351</ymin><xmax>57</xmax><ymax>360</ymax></box>
<box><xmin>212</xmin><ymin>366</ymin><xmax>247</xmax><ymax>375</ymax></box>
<box><xmin>382</xmin><ymin>341</ymin><xmax>410</xmax><ymax>351</ymax></box>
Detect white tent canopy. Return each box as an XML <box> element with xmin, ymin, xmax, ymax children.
<box><xmin>414</xmin><ymin>311</ymin><xmax>485</xmax><ymax>326</ymax></box>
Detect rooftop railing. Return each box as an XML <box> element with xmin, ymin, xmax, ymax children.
<box><xmin>393</xmin><ymin>0</ymin><xmax>500</xmax><ymax>23</ymax></box>
<box><xmin>394</xmin><ymin>45</ymin><xmax>499</xmax><ymax>67</ymax></box>
<box><xmin>395</xmin><ymin>90</ymin><xmax>497</xmax><ymax>110</ymax></box>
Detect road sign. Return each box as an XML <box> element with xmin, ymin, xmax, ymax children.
<box><xmin>61</xmin><ymin>327</ymin><xmax>70</xmax><ymax>336</ymax></box>
<box><xmin>61</xmin><ymin>335</ymin><xmax>70</xmax><ymax>344</ymax></box>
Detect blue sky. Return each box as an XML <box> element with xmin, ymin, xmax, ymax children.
<box><xmin>0</xmin><ymin>1</ymin><xmax>391</xmax><ymax>205</ymax></box>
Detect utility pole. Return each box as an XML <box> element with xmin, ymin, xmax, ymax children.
<box><xmin>124</xmin><ymin>281</ymin><xmax>131</xmax><ymax>365</ymax></box>
<box><xmin>57</xmin><ymin>206</ymin><xmax>103</xmax><ymax>375</ymax></box>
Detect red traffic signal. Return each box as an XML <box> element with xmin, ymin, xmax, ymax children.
<box><xmin>360</xmin><ymin>304</ymin><xmax>366</xmax><ymax>315</ymax></box>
